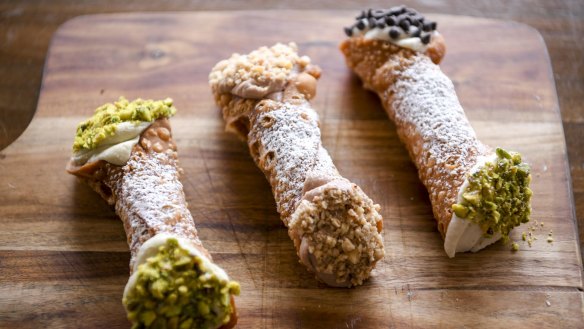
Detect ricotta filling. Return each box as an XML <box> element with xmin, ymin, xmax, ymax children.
<box><xmin>444</xmin><ymin>154</ymin><xmax>501</xmax><ymax>258</ymax></box>
<box><xmin>72</xmin><ymin>121</ymin><xmax>150</xmax><ymax>166</ymax></box>
<box><xmin>349</xmin><ymin>23</ymin><xmax>438</xmax><ymax>53</ymax></box>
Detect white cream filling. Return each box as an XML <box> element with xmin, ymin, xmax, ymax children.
<box><xmin>350</xmin><ymin>21</ymin><xmax>437</xmax><ymax>53</ymax></box>
<box><xmin>72</xmin><ymin>121</ymin><xmax>151</xmax><ymax>166</ymax></box>
<box><xmin>444</xmin><ymin>154</ymin><xmax>502</xmax><ymax>258</ymax></box>
<box><xmin>123</xmin><ymin>233</ymin><xmax>230</xmax><ymax>302</ymax></box>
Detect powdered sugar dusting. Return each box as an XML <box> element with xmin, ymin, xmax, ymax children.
<box><xmin>246</xmin><ymin>93</ymin><xmax>384</xmax><ymax>286</ymax></box>
<box><xmin>384</xmin><ymin>54</ymin><xmax>489</xmax><ymax>234</ymax></box>
<box><xmin>210</xmin><ymin>43</ymin><xmax>385</xmax><ymax>286</ymax></box>
<box><xmin>249</xmin><ymin>100</ymin><xmax>339</xmax><ymax>224</ymax></box>
<box><xmin>390</xmin><ymin>54</ymin><xmax>482</xmax><ymax>169</ymax></box>
<box><xmin>105</xmin><ymin>148</ymin><xmax>202</xmax><ymax>270</ymax></box>
<box><xmin>341</xmin><ymin>37</ymin><xmax>491</xmax><ymax>236</ymax></box>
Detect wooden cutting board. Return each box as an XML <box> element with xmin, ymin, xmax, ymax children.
<box><xmin>0</xmin><ymin>11</ymin><xmax>582</xmax><ymax>328</ymax></box>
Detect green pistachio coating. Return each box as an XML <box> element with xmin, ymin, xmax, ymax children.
<box><xmin>123</xmin><ymin>238</ymin><xmax>240</xmax><ymax>329</ymax></box>
<box><xmin>452</xmin><ymin>148</ymin><xmax>532</xmax><ymax>239</ymax></box>
<box><xmin>73</xmin><ymin>97</ymin><xmax>176</xmax><ymax>152</ymax></box>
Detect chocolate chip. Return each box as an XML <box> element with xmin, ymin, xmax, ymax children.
<box><xmin>356</xmin><ymin>19</ymin><xmax>366</xmax><ymax>30</ymax></box>
<box><xmin>410</xmin><ymin>26</ymin><xmax>421</xmax><ymax>38</ymax></box>
<box><xmin>399</xmin><ymin>18</ymin><xmax>411</xmax><ymax>31</ymax></box>
<box><xmin>389</xmin><ymin>27</ymin><xmax>400</xmax><ymax>39</ymax></box>
<box><xmin>397</xmin><ymin>14</ymin><xmax>412</xmax><ymax>25</ymax></box>
<box><xmin>344</xmin><ymin>26</ymin><xmax>353</xmax><ymax>37</ymax></box>
<box><xmin>389</xmin><ymin>5</ymin><xmax>406</xmax><ymax>15</ymax></box>
<box><xmin>385</xmin><ymin>16</ymin><xmax>396</xmax><ymax>26</ymax></box>
<box><xmin>371</xmin><ymin>9</ymin><xmax>388</xmax><ymax>18</ymax></box>
<box><xmin>356</xmin><ymin>10</ymin><xmax>366</xmax><ymax>19</ymax></box>
<box><xmin>368</xmin><ymin>17</ymin><xmax>377</xmax><ymax>28</ymax></box>
<box><xmin>367</xmin><ymin>9</ymin><xmax>374</xmax><ymax>18</ymax></box>
<box><xmin>421</xmin><ymin>33</ymin><xmax>431</xmax><ymax>44</ymax></box>
<box><xmin>376</xmin><ymin>18</ymin><xmax>386</xmax><ymax>28</ymax></box>
<box><xmin>422</xmin><ymin>22</ymin><xmax>433</xmax><ymax>32</ymax></box>
<box><xmin>411</xmin><ymin>15</ymin><xmax>424</xmax><ymax>26</ymax></box>
<box><xmin>431</xmin><ymin>21</ymin><xmax>438</xmax><ymax>30</ymax></box>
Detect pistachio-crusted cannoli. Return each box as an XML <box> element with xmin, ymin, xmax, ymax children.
<box><xmin>66</xmin><ymin>97</ymin><xmax>239</xmax><ymax>329</ymax></box>
<box><xmin>340</xmin><ymin>7</ymin><xmax>532</xmax><ymax>257</ymax></box>
<box><xmin>209</xmin><ymin>43</ymin><xmax>385</xmax><ymax>287</ymax></box>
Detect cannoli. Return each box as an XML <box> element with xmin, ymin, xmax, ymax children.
<box><xmin>66</xmin><ymin>97</ymin><xmax>239</xmax><ymax>329</ymax></box>
<box><xmin>209</xmin><ymin>43</ymin><xmax>385</xmax><ymax>287</ymax></box>
<box><xmin>340</xmin><ymin>7</ymin><xmax>532</xmax><ymax>257</ymax></box>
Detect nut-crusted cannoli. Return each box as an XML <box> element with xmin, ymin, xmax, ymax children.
<box><xmin>340</xmin><ymin>7</ymin><xmax>532</xmax><ymax>257</ymax></box>
<box><xmin>209</xmin><ymin>43</ymin><xmax>385</xmax><ymax>287</ymax></box>
<box><xmin>66</xmin><ymin>97</ymin><xmax>239</xmax><ymax>329</ymax></box>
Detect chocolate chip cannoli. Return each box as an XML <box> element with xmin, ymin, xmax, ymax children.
<box><xmin>209</xmin><ymin>43</ymin><xmax>385</xmax><ymax>287</ymax></box>
<box><xmin>340</xmin><ymin>7</ymin><xmax>532</xmax><ymax>257</ymax></box>
<box><xmin>67</xmin><ymin>97</ymin><xmax>239</xmax><ymax>329</ymax></box>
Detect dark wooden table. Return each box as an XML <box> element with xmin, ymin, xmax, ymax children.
<box><xmin>3</xmin><ymin>0</ymin><xmax>581</xmax><ymax>258</ymax></box>
<box><xmin>0</xmin><ymin>0</ymin><xmax>582</xmax><ymax>283</ymax></box>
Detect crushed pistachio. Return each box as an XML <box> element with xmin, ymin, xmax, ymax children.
<box><xmin>511</xmin><ymin>242</ymin><xmax>519</xmax><ymax>251</ymax></box>
<box><xmin>452</xmin><ymin>148</ymin><xmax>532</xmax><ymax>240</ymax></box>
<box><xmin>123</xmin><ymin>238</ymin><xmax>240</xmax><ymax>329</ymax></box>
<box><xmin>547</xmin><ymin>230</ymin><xmax>554</xmax><ymax>244</ymax></box>
<box><xmin>73</xmin><ymin>97</ymin><xmax>176</xmax><ymax>152</ymax></box>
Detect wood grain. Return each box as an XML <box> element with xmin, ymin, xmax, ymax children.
<box><xmin>1</xmin><ymin>0</ymin><xmax>583</xmax><ymax>267</ymax></box>
<box><xmin>0</xmin><ymin>11</ymin><xmax>582</xmax><ymax>328</ymax></box>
